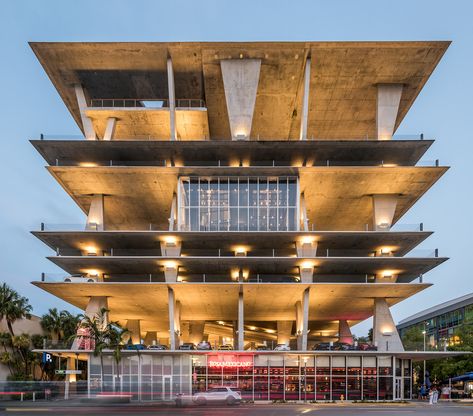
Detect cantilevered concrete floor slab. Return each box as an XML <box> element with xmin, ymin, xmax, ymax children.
<box><xmin>47</xmin><ymin>165</ymin><xmax>448</xmax><ymax>231</ymax></box>
<box><xmin>32</xmin><ymin>230</ymin><xmax>433</xmax><ymax>257</ymax></box>
<box><xmin>31</xmin><ymin>282</ymin><xmax>430</xmax><ymax>330</ymax></box>
<box><xmin>46</xmin><ymin>255</ymin><xmax>446</xmax><ymax>283</ymax></box>
<box><xmin>31</xmin><ymin>139</ymin><xmax>434</xmax><ymax>167</ymax></box>
<box><xmin>30</xmin><ymin>41</ymin><xmax>449</xmax><ymax>140</ymax></box>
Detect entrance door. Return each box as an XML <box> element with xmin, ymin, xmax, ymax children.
<box><xmin>163</xmin><ymin>375</ymin><xmax>172</xmax><ymax>401</ymax></box>
<box><xmin>394</xmin><ymin>377</ymin><xmax>403</xmax><ymax>400</ymax></box>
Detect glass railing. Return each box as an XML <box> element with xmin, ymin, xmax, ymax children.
<box><xmin>89</xmin><ymin>98</ymin><xmax>206</xmax><ymax>108</ymax></box>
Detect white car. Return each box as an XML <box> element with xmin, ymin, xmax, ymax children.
<box><xmin>193</xmin><ymin>387</ymin><xmax>241</xmax><ymax>405</ymax></box>
<box><xmin>64</xmin><ymin>275</ymin><xmax>97</xmax><ymax>283</ymax></box>
<box><xmin>274</xmin><ymin>343</ymin><xmax>291</xmax><ymax>351</ymax></box>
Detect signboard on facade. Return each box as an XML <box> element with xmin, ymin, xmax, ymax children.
<box><xmin>55</xmin><ymin>369</ymin><xmax>82</xmax><ymax>375</ymax></box>
<box><xmin>207</xmin><ymin>354</ymin><xmax>253</xmax><ymax>368</ymax></box>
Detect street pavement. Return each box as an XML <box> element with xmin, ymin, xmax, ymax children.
<box><xmin>1</xmin><ymin>402</ymin><xmax>472</xmax><ymax>416</ymax></box>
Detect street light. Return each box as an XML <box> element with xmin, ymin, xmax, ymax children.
<box><xmin>422</xmin><ymin>321</ymin><xmax>430</xmax><ymax>386</ymax></box>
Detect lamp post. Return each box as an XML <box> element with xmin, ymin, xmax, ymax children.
<box><xmin>422</xmin><ymin>328</ymin><xmax>426</xmax><ymax>386</ymax></box>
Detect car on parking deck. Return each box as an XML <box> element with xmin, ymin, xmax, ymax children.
<box><xmin>255</xmin><ymin>345</ymin><xmax>268</xmax><ymax>351</ymax></box>
<box><xmin>312</xmin><ymin>342</ymin><xmax>332</xmax><ymax>351</ymax></box>
<box><xmin>274</xmin><ymin>343</ymin><xmax>290</xmax><ymax>351</ymax></box>
<box><xmin>196</xmin><ymin>341</ymin><xmax>212</xmax><ymax>350</ymax></box>
<box><xmin>147</xmin><ymin>344</ymin><xmax>168</xmax><ymax>350</ymax></box>
<box><xmin>193</xmin><ymin>387</ymin><xmax>241</xmax><ymax>406</ymax></box>
<box><xmin>218</xmin><ymin>344</ymin><xmax>233</xmax><ymax>350</ymax></box>
<box><xmin>124</xmin><ymin>344</ymin><xmax>147</xmax><ymax>351</ymax></box>
<box><xmin>179</xmin><ymin>343</ymin><xmax>196</xmax><ymax>350</ymax></box>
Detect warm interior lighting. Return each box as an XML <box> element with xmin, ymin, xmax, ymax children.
<box><xmin>248</xmin><ymin>326</ymin><xmax>257</xmax><ymax>331</ymax></box>
<box><xmin>300</xmin><ymin>261</ymin><xmax>314</xmax><ymax>271</ymax></box>
<box><xmin>379</xmin><ymin>247</ymin><xmax>393</xmax><ymax>256</ymax></box>
<box><xmin>217</xmin><ymin>321</ymin><xmax>225</xmax><ymax>326</ymax></box>
<box><xmin>265</xmin><ymin>329</ymin><xmax>276</xmax><ymax>334</ymax></box>
<box><xmin>164</xmin><ymin>261</ymin><xmax>177</xmax><ymax>270</ymax></box>
<box><xmin>85</xmin><ymin>246</ymin><xmax>98</xmax><ymax>256</ymax></box>
<box><xmin>381</xmin><ymin>163</ymin><xmax>398</xmax><ymax>167</ymax></box>
<box><xmin>300</xmin><ymin>236</ymin><xmax>315</xmax><ymax>245</ymax></box>
<box><xmin>234</xmin><ymin>246</ymin><xmax>247</xmax><ymax>257</ymax></box>
<box><xmin>377</xmin><ymin>222</ymin><xmax>390</xmax><ymax>229</ymax></box>
<box><xmin>86</xmin><ymin>269</ymin><xmax>99</xmax><ymax>277</ymax></box>
<box><xmin>163</xmin><ymin>236</ymin><xmax>177</xmax><ymax>246</ymax></box>
<box><xmin>79</xmin><ymin>162</ymin><xmax>98</xmax><ymax>167</ymax></box>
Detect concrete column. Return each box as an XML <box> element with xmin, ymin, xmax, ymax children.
<box><xmin>189</xmin><ymin>321</ymin><xmax>205</xmax><ymax>345</ymax></box>
<box><xmin>299</xmin><ymin>265</ymin><xmax>314</xmax><ymax>283</ymax></box>
<box><xmin>168</xmin><ymin>288</ymin><xmax>180</xmax><ymax>350</ymax></box>
<box><xmin>376</xmin><ymin>84</ymin><xmax>403</xmax><ymax>140</ymax></box>
<box><xmin>126</xmin><ymin>320</ymin><xmax>141</xmax><ymax>344</ymax></box>
<box><xmin>74</xmin><ymin>84</ymin><xmax>97</xmax><ymax>140</ymax></box>
<box><xmin>85</xmin><ymin>194</ymin><xmax>105</xmax><ymax>231</ymax></box>
<box><xmin>299</xmin><ymin>57</ymin><xmax>311</xmax><ymax>141</ymax></box>
<box><xmin>296</xmin><ymin>240</ymin><xmax>317</xmax><ymax>257</ymax></box>
<box><xmin>296</xmin><ymin>288</ymin><xmax>310</xmax><ymax>350</ymax></box>
<box><xmin>168</xmin><ymin>193</ymin><xmax>177</xmax><ymax>231</ymax></box>
<box><xmin>220</xmin><ymin>59</ymin><xmax>261</xmax><ymax>140</ymax></box>
<box><xmin>164</xmin><ymin>262</ymin><xmax>178</xmax><ymax>282</ymax></box>
<box><xmin>160</xmin><ymin>240</ymin><xmax>181</xmax><ymax>257</ymax></box>
<box><xmin>167</xmin><ymin>58</ymin><xmax>176</xmax><ymax>141</ymax></box>
<box><xmin>372</xmin><ymin>298</ymin><xmax>404</xmax><ymax>352</ymax></box>
<box><xmin>144</xmin><ymin>331</ymin><xmax>158</xmax><ymax>346</ymax></box>
<box><xmin>277</xmin><ymin>321</ymin><xmax>293</xmax><ymax>345</ymax></box>
<box><xmin>372</xmin><ymin>194</ymin><xmax>398</xmax><ymax>231</ymax></box>
<box><xmin>66</xmin><ymin>357</ymin><xmax>77</xmax><ymax>383</ymax></box>
<box><xmin>300</xmin><ymin>193</ymin><xmax>309</xmax><ymax>231</ymax></box>
<box><xmin>338</xmin><ymin>320</ymin><xmax>353</xmax><ymax>345</ymax></box>
<box><xmin>237</xmin><ymin>289</ymin><xmax>244</xmax><ymax>350</ymax></box>
<box><xmin>84</xmin><ymin>296</ymin><xmax>108</xmax><ymax>325</ymax></box>
<box><xmin>175</xmin><ymin>300</ymin><xmax>181</xmax><ymax>346</ymax></box>
<box><xmin>103</xmin><ymin>117</ymin><xmax>117</xmax><ymax>141</ymax></box>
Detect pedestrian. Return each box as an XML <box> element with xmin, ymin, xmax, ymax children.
<box><xmin>429</xmin><ymin>387</ymin><xmax>434</xmax><ymax>405</ymax></box>
<box><xmin>433</xmin><ymin>385</ymin><xmax>439</xmax><ymax>404</ymax></box>
<box><xmin>420</xmin><ymin>384</ymin><xmax>426</xmax><ymax>400</ymax></box>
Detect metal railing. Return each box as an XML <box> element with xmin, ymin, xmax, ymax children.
<box><xmin>89</xmin><ymin>98</ymin><xmax>206</xmax><ymax>108</ymax></box>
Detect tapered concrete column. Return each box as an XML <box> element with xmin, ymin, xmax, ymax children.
<box><xmin>164</xmin><ymin>262</ymin><xmax>178</xmax><ymax>282</ymax></box>
<box><xmin>300</xmin><ymin>57</ymin><xmax>311</xmax><ymax>140</ymax></box>
<box><xmin>168</xmin><ymin>288</ymin><xmax>176</xmax><ymax>350</ymax></box>
<box><xmin>189</xmin><ymin>321</ymin><xmax>205</xmax><ymax>344</ymax></box>
<box><xmin>277</xmin><ymin>321</ymin><xmax>293</xmax><ymax>345</ymax></box>
<box><xmin>300</xmin><ymin>193</ymin><xmax>309</xmax><ymax>231</ymax></box>
<box><xmin>74</xmin><ymin>84</ymin><xmax>96</xmax><ymax>140</ymax></box>
<box><xmin>167</xmin><ymin>58</ymin><xmax>176</xmax><ymax>141</ymax></box>
<box><xmin>373</xmin><ymin>298</ymin><xmax>404</xmax><ymax>352</ymax></box>
<box><xmin>237</xmin><ymin>289</ymin><xmax>244</xmax><ymax>350</ymax></box>
<box><xmin>85</xmin><ymin>194</ymin><xmax>105</xmax><ymax>231</ymax></box>
<box><xmin>376</xmin><ymin>84</ymin><xmax>403</xmax><ymax>140</ymax></box>
<box><xmin>221</xmin><ymin>59</ymin><xmax>261</xmax><ymax>140</ymax></box>
<box><xmin>103</xmin><ymin>117</ymin><xmax>117</xmax><ymax>141</ymax></box>
<box><xmin>144</xmin><ymin>331</ymin><xmax>158</xmax><ymax>346</ymax></box>
<box><xmin>160</xmin><ymin>240</ymin><xmax>181</xmax><ymax>257</ymax></box>
<box><xmin>168</xmin><ymin>194</ymin><xmax>177</xmax><ymax>231</ymax></box>
<box><xmin>296</xmin><ymin>288</ymin><xmax>310</xmax><ymax>351</ymax></box>
<box><xmin>126</xmin><ymin>320</ymin><xmax>141</xmax><ymax>344</ymax></box>
<box><xmin>84</xmin><ymin>296</ymin><xmax>108</xmax><ymax>324</ymax></box>
<box><xmin>372</xmin><ymin>194</ymin><xmax>398</xmax><ymax>231</ymax></box>
<box><xmin>296</xmin><ymin>240</ymin><xmax>317</xmax><ymax>257</ymax></box>
<box><xmin>299</xmin><ymin>265</ymin><xmax>314</xmax><ymax>283</ymax></box>
<box><xmin>175</xmin><ymin>300</ymin><xmax>181</xmax><ymax>344</ymax></box>
<box><xmin>338</xmin><ymin>320</ymin><xmax>353</xmax><ymax>345</ymax></box>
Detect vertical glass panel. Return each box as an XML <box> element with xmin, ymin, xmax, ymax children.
<box><xmin>209</xmin><ymin>179</ymin><xmax>218</xmax><ymax>207</ymax></box>
<box><xmin>332</xmin><ymin>356</ymin><xmax>346</xmax><ymax>375</ymax></box>
<box><xmin>190</xmin><ymin>208</ymin><xmax>199</xmax><ymax>231</ymax></box>
<box><xmin>332</xmin><ymin>376</ymin><xmax>346</xmax><ymax>400</ymax></box>
<box><xmin>219</xmin><ymin>177</ymin><xmax>229</xmax><ymax>206</ymax></box>
<box><xmin>200</xmin><ymin>206</ymin><xmax>209</xmax><ymax>231</ymax></box>
<box><xmin>219</xmin><ymin>207</ymin><xmax>229</xmax><ymax>231</ymax></box>
<box><xmin>230</xmin><ymin>208</ymin><xmax>239</xmax><ymax>231</ymax></box>
<box><xmin>347</xmin><ymin>356</ymin><xmax>361</xmax><ymax>375</ymax></box>
<box><xmin>268</xmin><ymin>208</ymin><xmax>277</xmax><ymax>231</ymax></box>
<box><xmin>268</xmin><ymin>179</ymin><xmax>278</xmax><ymax>206</ymax></box>
<box><xmin>278</xmin><ymin>207</ymin><xmax>287</xmax><ymax>231</ymax></box>
<box><xmin>199</xmin><ymin>179</ymin><xmax>209</xmax><ymax>206</ymax></box>
<box><xmin>259</xmin><ymin>178</ymin><xmax>268</xmax><ymax>207</ymax></box>
<box><xmin>230</xmin><ymin>179</ymin><xmax>239</xmax><ymax>206</ymax></box>
<box><xmin>379</xmin><ymin>377</ymin><xmax>393</xmax><ymax>400</ymax></box>
<box><xmin>316</xmin><ymin>356</ymin><xmax>330</xmax><ymax>374</ymax></box>
<box><xmin>288</xmin><ymin>178</ymin><xmax>297</xmax><ymax>206</ymax></box>
<box><xmin>209</xmin><ymin>208</ymin><xmax>218</xmax><ymax>231</ymax></box>
<box><xmin>362</xmin><ymin>377</ymin><xmax>377</xmax><ymax>400</ymax></box>
<box><xmin>259</xmin><ymin>206</ymin><xmax>268</xmax><ymax>231</ymax></box>
<box><xmin>239</xmin><ymin>208</ymin><xmax>248</xmax><ymax>231</ymax></box>
<box><xmin>316</xmin><ymin>376</ymin><xmax>330</xmax><ymax>400</ymax></box>
<box><xmin>379</xmin><ymin>356</ymin><xmax>393</xmax><ymax>376</ymax></box>
<box><xmin>347</xmin><ymin>376</ymin><xmax>361</xmax><ymax>400</ymax></box>
<box><xmin>239</xmin><ymin>178</ymin><xmax>249</xmax><ymax>206</ymax></box>
<box><xmin>279</xmin><ymin>178</ymin><xmax>288</xmax><ymax>206</ymax></box>
<box><xmin>288</xmin><ymin>208</ymin><xmax>297</xmax><ymax>231</ymax></box>
<box><xmin>189</xmin><ymin>179</ymin><xmax>198</xmax><ymax>206</ymax></box>
<box><xmin>249</xmin><ymin>179</ymin><xmax>258</xmax><ymax>207</ymax></box>
<box><xmin>249</xmin><ymin>208</ymin><xmax>258</xmax><ymax>231</ymax></box>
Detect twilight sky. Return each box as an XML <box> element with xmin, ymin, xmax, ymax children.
<box><xmin>0</xmin><ymin>0</ymin><xmax>472</xmax><ymax>336</ymax></box>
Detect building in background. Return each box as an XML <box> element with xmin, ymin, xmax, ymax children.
<box><xmin>29</xmin><ymin>41</ymin><xmax>465</xmax><ymax>402</ymax></box>
<box><xmin>398</xmin><ymin>292</ymin><xmax>473</xmax><ymax>349</ymax></box>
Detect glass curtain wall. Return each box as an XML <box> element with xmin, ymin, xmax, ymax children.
<box><xmin>178</xmin><ymin>177</ymin><xmax>299</xmax><ymax>231</ymax></box>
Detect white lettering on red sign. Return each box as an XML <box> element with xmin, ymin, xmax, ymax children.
<box><xmin>208</xmin><ymin>361</ymin><xmax>252</xmax><ymax>368</ymax></box>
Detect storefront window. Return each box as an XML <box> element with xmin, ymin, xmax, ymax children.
<box><xmin>269</xmin><ymin>356</ymin><xmax>284</xmax><ymax>400</ymax></box>
<box><xmin>378</xmin><ymin>377</ymin><xmax>393</xmax><ymax>400</ymax></box>
<box><xmin>379</xmin><ymin>356</ymin><xmax>393</xmax><ymax>376</ymax></box>
<box><xmin>362</xmin><ymin>357</ymin><xmax>377</xmax><ymax>401</ymax></box>
<box><xmin>254</xmin><ymin>355</ymin><xmax>268</xmax><ymax>400</ymax></box>
<box><xmin>347</xmin><ymin>356</ymin><xmax>361</xmax><ymax>400</ymax></box>
<box><xmin>285</xmin><ymin>355</ymin><xmax>300</xmax><ymax>400</ymax></box>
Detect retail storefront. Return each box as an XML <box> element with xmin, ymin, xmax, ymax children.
<box><xmin>88</xmin><ymin>352</ymin><xmax>412</xmax><ymax>401</ymax></box>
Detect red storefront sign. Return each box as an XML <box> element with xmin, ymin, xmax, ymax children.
<box><xmin>207</xmin><ymin>354</ymin><xmax>253</xmax><ymax>368</ymax></box>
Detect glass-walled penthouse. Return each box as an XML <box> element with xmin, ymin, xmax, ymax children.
<box><xmin>178</xmin><ymin>177</ymin><xmax>299</xmax><ymax>231</ymax></box>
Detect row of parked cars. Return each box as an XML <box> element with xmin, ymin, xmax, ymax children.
<box><xmin>124</xmin><ymin>341</ymin><xmax>377</xmax><ymax>351</ymax></box>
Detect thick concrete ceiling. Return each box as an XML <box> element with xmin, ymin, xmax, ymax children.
<box><xmin>32</xmin><ymin>282</ymin><xmax>429</xmax><ymax>325</ymax></box>
<box><xmin>47</xmin><ymin>255</ymin><xmax>446</xmax><ymax>283</ymax></box>
<box><xmin>30</xmin><ymin>41</ymin><xmax>449</xmax><ymax>140</ymax></box>
<box><xmin>47</xmin><ymin>165</ymin><xmax>447</xmax><ymax>231</ymax></box>
<box><xmin>33</xmin><ymin>230</ymin><xmax>432</xmax><ymax>257</ymax></box>
<box><xmin>31</xmin><ymin>139</ymin><xmax>433</xmax><ymax>167</ymax></box>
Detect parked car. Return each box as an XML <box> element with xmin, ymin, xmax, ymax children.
<box><xmin>179</xmin><ymin>343</ymin><xmax>196</xmax><ymax>350</ymax></box>
<box><xmin>274</xmin><ymin>343</ymin><xmax>290</xmax><ymax>351</ymax></box>
<box><xmin>193</xmin><ymin>387</ymin><xmax>241</xmax><ymax>406</ymax></box>
<box><xmin>147</xmin><ymin>344</ymin><xmax>168</xmax><ymax>350</ymax></box>
<box><xmin>332</xmin><ymin>342</ymin><xmax>352</xmax><ymax>351</ymax></box>
<box><xmin>64</xmin><ymin>275</ymin><xmax>97</xmax><ymax>283</ymax></box>
<box><xmin>312</xmin><ymin>342</ymin><xmax>332</xmax><ymax>351</ymax></box>
<box><xmin>196</xmin><ymin>341</ymin><xmax>212</xmax><ymax>350</ymax></box>
<box><xmin>357</xmin><ymin>343</ymin><xmax>378</xmax><ymax>351</ymax></box>
<box><xmin>255</xmin><ymin>345</ymin><xmax>268</xmax><ymax>351</ymax></box>
<box><xmin>124</xmin><ymin>344</ymin><xmax>147</xmax><ymax>351</ymax></box>
<box><xmin>218</xmin><ymin>344</ymin><xmax>233</xmax><ymax>350</ymax></box>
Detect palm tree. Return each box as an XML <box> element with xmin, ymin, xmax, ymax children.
<box><xmin>0</xmin><ymin>283</ymin><xmax>32</xmax><ymax>336</ymax></box>
<box><xmin>41</xmin><ymin>308</ymin><xmax>62</xmax><ymax>342</ymax></box>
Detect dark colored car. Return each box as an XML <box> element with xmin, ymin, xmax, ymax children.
<box><xmin>179</xmin><ymin>343</ymin><xmax>196</xmax><ymax>350</ymax></box>
<box><xmin>125</xmin><ymin>344</ymin><xmax>147</xmax><ymax>350</ymax></box>
<box><xmin>312</xmin><ymin>342</ymin><xmax>332</xmax><ymax>351</ymax></box>
<box><xmin>332</xmin><ymin>342</ymin><xmax>352</xmax><ymax>351</ymax></box>
<box><xmin>147</xmin><ymin>344</ymin><xmax>168</xmax><ymax>350</ymax></box>
<box><xmin>256</xmin><ymin>345</ymin><xmax>269</xmax><ymax>351</ymax></box>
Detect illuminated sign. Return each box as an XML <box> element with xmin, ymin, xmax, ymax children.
<box><xmin>208</xmin><ymin>360</ymin><xmax>252</xmax><ymax>368</ymax></box>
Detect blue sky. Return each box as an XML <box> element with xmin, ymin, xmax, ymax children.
<box><xmin>0</xmin><ymin>0</ymin><xmax>472</xmax><ymax>336</ymax></box>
